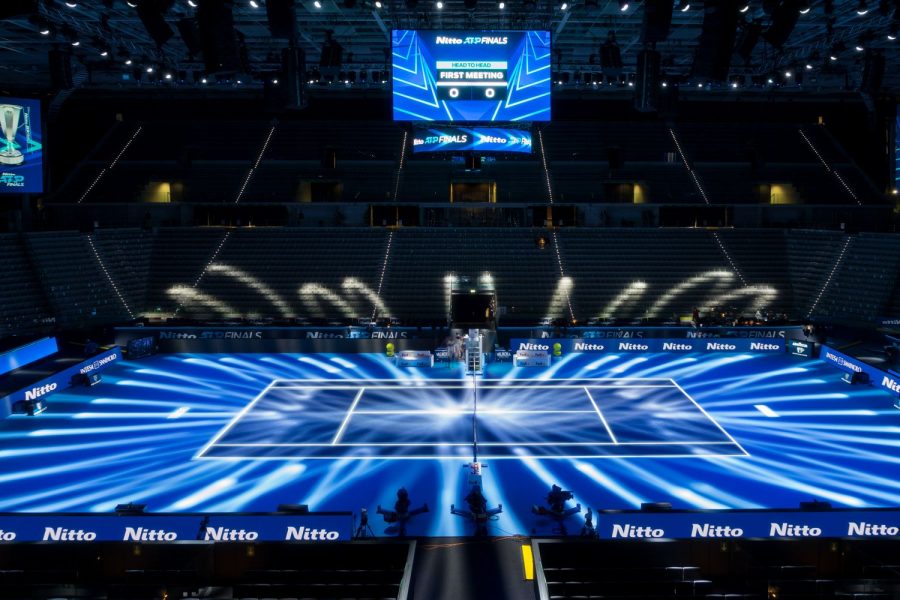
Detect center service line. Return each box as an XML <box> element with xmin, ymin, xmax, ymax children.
<box><xmin>332</xmin><ymin>387</ymin><xmax>366</xmax><ymax>445</ymax></box>
<box><xmin>583</xmin><ymin>387</ymin><xmax>618</xmax><ymax>445</ymax></box>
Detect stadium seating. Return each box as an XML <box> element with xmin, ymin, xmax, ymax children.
<box><xmin>0</xmin><ymin>234</ymin><xmax>54</xmax><ymax>337</ymax></box>
<box><xmin>0</xmin><ymin>541</ymin><xmax>411</xmax><ymax>600</ymax></box>
<box><xmin>2</xmin><ymin>227</ymin><xmax>898</xmax><ymax>332</ymax></box>
<box><xmin>537</xmin><ymin>539</ymin><xmax>900</xmax><ymax>599</ymax></box>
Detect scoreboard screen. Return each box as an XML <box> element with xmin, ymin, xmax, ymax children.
<box><xmin>0</xmin><ymin>97</ymin><xmax>43</xmax><ymax>194</ymax></box>
<box><xmin>392</xmin><ymin>30</ymin><xmax>551</xmax><ymax>122</ymax></box>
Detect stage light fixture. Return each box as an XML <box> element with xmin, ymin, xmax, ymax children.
<box><xmin>677</xmin><ymin>1</ymin><xmax>690</xmax><ymax>12</ymax></box>
<box><xmin>277</xmin><ymin>504</ymin><xmax>310</xmax><ymax>514</ymax></box>
<box><xmin>619</xmin><ymin>0</ymin><xmax>629</xmax><ymax>11</ymax></box>
<box><xmin>857</xmin><ymin>0</ymin><xmax>868</xmax><ymax>14</ymax></box>
<box><xmin>125</xmin><ymin>58</ymin><xmax>133</xmax><ymax>64</ymax></box>
<box><xmin>65</xmin><ymin>1</ymin><xmax>78</xmax><ymax>7</ymax></box>
<box><xmin>115</xmin><ymin>503</ymin><xmax>147</xmax><ymax>515</ymax></box>
<box><xmin>314</xmin><ymin>0</ymin><xmax>322</xmax><ymax>6</ymax></box>
<box><xmin>250</xmin><ymin>0</ymin><xmax>259</xmax><ymax>6</ymax></box>
<box><xmin>498</xmin><ymin>1</ymin><xmax>504</xmax><ymax>8</ymax></box>
<box><xmin>436</xmin><ymin>1</ymin><xmax>443</xmax><ymax>8</ymax></box>
<box><xmin>560</xmin><ymin>2</ymin><xmax>568</xmax><ymax>9</ymax></box>
<box><xmin>188</xmin><ymin>0</ymin><xmax>197</xmax><ymax>5</ymax></box>
<box><xmin>740</xmin><ymin>3</ymin><xmax>750</xmax><ymax>12</ymax></box>
<box><xmin>375</xmin><ymin>0</ymin><xmax>382</xmax><ymax>6</ymax></box>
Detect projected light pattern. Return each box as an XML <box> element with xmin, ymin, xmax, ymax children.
<box><xmin>169</xmin><ymin>267</ymin><xmax>777</xmax><ymax>322</ymax></box>
<box><xmin>0</xmin><ymin>352</ymin><xmax>897</xmax><ymax>537</ymax></box>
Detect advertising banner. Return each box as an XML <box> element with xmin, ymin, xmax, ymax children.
<box><xmin>509</xmin><ymin>338</ymin><xmax>785</xmax><ymax>354</ymax></box>
<box><xmin>0</xmin><ymin>513</ymin><xmax>353</xmax><ymax>543</ymax></box>
<box><xmin>412</xmin><ymin>127</ymin><xmax>532</xmax><ymax>153</ymax></box>
<box><xmin>1</xmin><ymin>347</ymin><xmax>121</xmax><ymax>416</ymax></box>
<box><xmin>820</xmin><ymin>345</ymin><xmax>900</xmax><ymax>398</ymax></box>
<box><xmin>596</xmin><ymin>509</ymin><xmax>899</xmax><ymax>540</ymax></box>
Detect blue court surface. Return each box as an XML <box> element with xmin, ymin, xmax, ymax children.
<box><xmin>1</xmin><ymin>351</ymin><xmax>897</xmax><ymax>537</ymax></box>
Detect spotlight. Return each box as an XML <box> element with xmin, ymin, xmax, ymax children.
<box><xmin>805</xmin><ymin>62</ymin><xmax>813</xmax><ymax>70</ymax></box>
<box><xmin>100</xmin><ymin>50</ymin><xmax>109</xmax><ymax>56</ymax></box>
<box><xmin>40</xmin><ymin>28</ymin><xmax>51</xmax><ymax>35</ymax></box>
<box><xmin>71</xmin><ymin>40</ymin><xmax>80</xmax><ymax>46</ymax></box>
<box><xmin>201</xmin><ymin>77</ymin><xmax>208</xmax><ymax>83</ymax></box>
<box><xmin>740</xmin><ymin>3</ymin><xmax>750</xmax><ymax>12</ymax></box>
<box><xmin>855</xmin><ymin>44</ymin><xmax>864</xmax><ymax>51</ymax></box>
<box><xmin>314</xmin><ymin>0</ymin><xmax>322</xmax><ymax>7</ymax></box>
<box><xmin>127</xmin><ymin>1</ymin><xmax>137</xmax><ymax>6</ymax></box>
<box><xmin>798</xmin><ymin>0</ymin><xmax>810</xmax><ymax>13</ymax></box>
<box><xmin>560</xmin><ymin>1</ymin><xmax>567</xmax><ymax>9</ymax></box>
<box><xmin>829</xmin><ymin>54</ymin><xmax>837</xmax><ymax>60</ymax></box>
<box><xmin>125</xmin><ymin>58</ymin><xmax>133</xmax><ymax>64</ymax></box>
<box><xmin>784</xmin><ymin>70</ymin><xmax>792</xmax><ymax>77</ymax></box>
<box><xmin>188</xmin><ymin>0</ymin><xmax>197</xmax><ymax>5</ymax></box>
<box><xmin>146</xmin><ymin>66</ymin><xmax>154</xmax><ymax>73</ymax></box>
<box><xmin>436</xmin><ymin>1</ymin><xmax>443</xmax><ymax>7</ymax></box>
<box><xmin>619</xmin><ymin>0</ymin><xmax>629</xmax><ymax>10</ymax></box>
<box><xmin>374</xmin><ymin>0</ymin><xmax>382</xmax><ymax>6</ymax></box>
<box><xmin>856</xmin><ymin>0</ymin><xmax>868</xmax><ymax>14</ymax></box>
<box><xmin>250</xmin><ymin>0</ymin><xmax>259</xmax><ymax>6</ymax></box>
<box><xmin>498</xmin><ymin>1</ymin><xmax>504</xmax><ymax>7</ymax></box>
<box><xmin>731</xmin><ymin>81</ymin><xmax>738</xmax><ymax>88</ymax></box>
<box><xmin>65</xmin><ymin>1</ymin><xmax>78</xmax><ymax>7</ymax></box>
<box><xmin>164</xmin><ymin>72</ymin><xmax>173</xmax><ymax>80</ymax></box>
<box><xmin>677</xmin><ymin>1</ymin><xmax>690</xmax><ymax>12</ymax></box>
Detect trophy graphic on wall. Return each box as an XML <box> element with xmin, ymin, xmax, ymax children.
<box><xmin>0</xmin><ymin>104</ymin><xmax>25</xmax><ymax>165</ymax></box>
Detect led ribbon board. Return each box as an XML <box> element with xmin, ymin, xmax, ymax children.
<box><xmin>392</xmin><ymin>30</ymin><xmax>551</xmax><ymax>122</ymax></box>
<box><xmin>895</xmin><ymin>106</ymin><xmax>899</xmax><ymax>192</ymax></box>
<box><xmin>412</xmin><ymin>127</ymin><xmax>532</xmax><ymax>153</ymax></box>
<box><xmin>0</xmin><ymin>97</ymin><xmax>43</xmax><ymax>194</ymax></box>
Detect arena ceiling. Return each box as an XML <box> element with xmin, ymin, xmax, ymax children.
<box><xmin>0</xmin><ymin>0</ymin><xmax>898</xmax><ymax>95</ymax></box>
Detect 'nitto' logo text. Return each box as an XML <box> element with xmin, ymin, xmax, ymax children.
<box><xmin>610</xmin><ymin>524</ymin><xmax>664</xmax><ymax>538</ymax></box>
<box><xmin>25</xmin><ymin>383</ymin><xmax>57</xmax><ymax>401</ymax></box>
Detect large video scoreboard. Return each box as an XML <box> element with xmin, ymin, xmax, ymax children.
<box><xmin>0</xmin><ymin>97</ymin><xmax>43</xmax><ymax>194</ymax></box>
<box><xmin>392</xmin><ymin>30</ymin><xmax>551</xmax><ymax>122</ymax></box>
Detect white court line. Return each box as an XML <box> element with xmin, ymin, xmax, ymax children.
<box><xmin>197</xmin><ymin>451</ymin><xmax>746</xmax><ymax>461</ymax></box>
<box><xmin>754</xmin><ymin>404</ymin><xmax>779</xmax><ymax>418</ymax></box>
<box><xmin>212</xmin><ymin>440</ymin><xmax>737</xmax><ymax>447</ymax></box>
<box><xmin>331</xmin><ymin>387</ymin><xmax>365</xmax><ymax>445</ymax></box>
<box><xmin>584</xmin><ymin>387</ymin><xmax>619</xmax><ymax>444</ymax></box>
<box><xmin>195</xmin><ymin>379</ymin><xmax>277</xmax><ymax>459</ymax></box>
<box><xmin>273</xmin><ymin>384</ymin><xmax>677</xmax><ymax>390</ymax></box>
<box><xmin>352</xmin><ymin>409</ymin><xmax>598</xmax><ymax>415</ymax></box>
<box><xmin>270</xmin><ymin>377</ymin><xmax>676</xmax><ymax>383</ymax></box>
<box><xmin>669</xmin><ymin>378</ymin><xmax>750</xmax><ymax>457</ymax></box>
